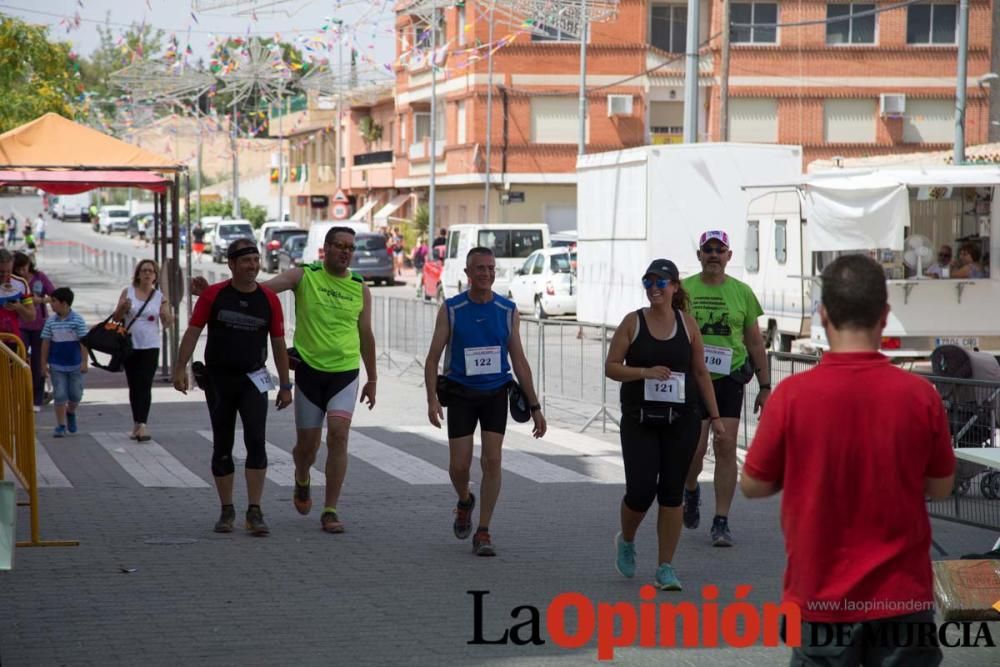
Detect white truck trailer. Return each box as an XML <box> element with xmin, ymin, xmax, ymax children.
<box><xmin>575</xmin><ymin>143</ymin><xmax>804</xmax><ymax>341</ymax></box>
<box><xmin>747</xmin><ymin>165</ymin><xmax>1000</xmax><ymax>357</ymax></box>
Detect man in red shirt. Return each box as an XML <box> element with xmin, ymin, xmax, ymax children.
<box><xmin>741</xmin><ymin>254</ymin><xmax>955</xmax><ymax>665</ymax></box>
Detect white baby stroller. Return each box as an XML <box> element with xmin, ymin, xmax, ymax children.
<box><xmin>930</xmin><ymin>345</ymin><xmax>1000</xmax><ymax>498</ymax></box>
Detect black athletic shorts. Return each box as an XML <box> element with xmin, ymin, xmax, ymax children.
<box><xmin>699</xmin><ymin>375</ymin><xmax>746</xmax><ymax>420</ymax></box>
<box><xmin>446</xmin><ymin>385</ymin><xmax>509</xmax><ymax>439</ymax></box>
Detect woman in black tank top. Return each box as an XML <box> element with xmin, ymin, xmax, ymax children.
<box><xmin>604</xmin><ymin>259</ymin><xmax>724</xmax><ymax>591</ymax></box>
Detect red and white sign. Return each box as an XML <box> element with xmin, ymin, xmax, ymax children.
<box><xmin>332</xmin><ymin>202</ymin><xmax>350</xmax><ymax>220</ymax></box>
<box><xmin>333</xmin><ymin>189</ymin><xmax>349</xmax><ymax>203</ymax></box>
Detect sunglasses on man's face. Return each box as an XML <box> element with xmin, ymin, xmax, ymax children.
<box><xmin>939</xmin><ymin>253</ymin><xmax>951</xmax><ymax>259</ymax></box>
<box><xmin>328</xmin><ymin>241</ymin><xmax>356</xmax><ymax>252</ymax></box>
<box><xmin>701</xmin><ymin>245</ymin><xmax>727</xmax><ymax>255</ymax></box>
<box><xmin>642</xmin><ymin>278</ymin><xmax>670</xmax><ymax>290</ymax></box>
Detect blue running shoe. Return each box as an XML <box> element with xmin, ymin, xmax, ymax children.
<box><xmin>655</xmin><ymin>563</ymin><xmax>682</xmax><ymax>591</ymax></box>
<box><xmin>615</xmin><ymin>531</ymin><xmax>636</xmax><ymax>578</ymax></box>
<box><xmin>53</xmin><ymin>425</ymin><xmax>67</xmax><ymax>438</ymax></box>
<box><xmin>66</xmin><ymin>412</ymin><xmax>78</xmax><ymax>434</ymax></box>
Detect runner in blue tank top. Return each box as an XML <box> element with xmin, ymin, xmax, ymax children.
<box><xmin>425</xmin><ymin>246</ymin><xmax>547</xmax><ymax>557</ymax></box>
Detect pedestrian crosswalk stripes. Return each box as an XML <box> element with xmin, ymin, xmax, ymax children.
<box><xmin>195</xmin><ymin>431</ymin><xmax>326</xmax><ymax>487</ymax></box>
<box><xmin>33</xmin><ymin>425</ymin><xmax>632</xmax><ymax>490</ymax></box>
<box><xmin>397</xmin><ymin>425</ymin><xmax>620</xmax><ymax>484</ymax></box>
<box><xmin>92</xmin><ymin>432</ymin><xmax>210</xmax><ymax>489</ymax></box>
<box><xmin>33</xmin><ymin>442</ymin><xmax>73</xmax><ymax>488</ymax></box>
<box><xmin>348</xmin><ymin>431</ymin><xmax>449</xmax><ymax>485</ymax></box>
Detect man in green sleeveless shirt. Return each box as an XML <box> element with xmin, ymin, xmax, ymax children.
<box><xmin>194</xmin><ymin>225</ymin><xmax>377</xmax><ymax>533</ymax></box>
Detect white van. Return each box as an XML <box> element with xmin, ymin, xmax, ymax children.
<box><xmin>440</xmin><ymin>224</ymin><xmax>549</xmax><ymax>299</ymax></box>
<box><xmin>301</xmin><ymin>221</ymin><xmax>371</xmax><ymax>265</ymax></box>
<box><xmin>54</xmin><ymin>193</ymin><xmax>93</xmax><ymax>221</ymax></box>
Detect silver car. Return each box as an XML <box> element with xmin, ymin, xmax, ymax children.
<box><xmin>349</xmin><ymin>233</ymin><xmax>395</xmax><ymax>286</ymax></box>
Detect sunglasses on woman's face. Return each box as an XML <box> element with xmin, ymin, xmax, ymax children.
<box><xmin>642</xmin><ymin>278</ymin><xmax>669</xmax><ymax>290</ymax></box>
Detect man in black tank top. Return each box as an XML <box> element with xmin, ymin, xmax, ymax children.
<box><xmin>605</xmin><ymin>259</ymin><xmax>724</xmax><ymax>592</ymax></box>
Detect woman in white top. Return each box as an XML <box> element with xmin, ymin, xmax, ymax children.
<box><xmin>114</xmin><ymin>259</ymin><xmax>174</xmax><ymax>441</ymax></box>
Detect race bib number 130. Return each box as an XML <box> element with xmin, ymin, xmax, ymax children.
<box><xmin>704</xmin><ymin>345</ymin><xmax>733</xmax><ymax>376</ymax></box>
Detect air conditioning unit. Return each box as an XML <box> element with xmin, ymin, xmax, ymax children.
<box><xmin>607</xmin><ymin>94</ymin><xmax>634</xmax><ymax>117</ymax></box>
<box><xmin>879</xmin><ymin>93</ymin><xmax>906</xmax><ymax>117</ymax></box>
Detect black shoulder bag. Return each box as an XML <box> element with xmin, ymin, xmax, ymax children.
<box><xmin>84</xmin><ymin>290</ymin><xmax>155</xmax><ymax>372</ymax></box>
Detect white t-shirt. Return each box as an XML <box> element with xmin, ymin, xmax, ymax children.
<box><xmin>35</xmin><ymin>216</ymin><xmax>45</xmax><ymax>234</ymax></box>
<box><xmin>126</xmin><ymin>286</ymin><xmax>163</xmax><ymax>350</ymax></box>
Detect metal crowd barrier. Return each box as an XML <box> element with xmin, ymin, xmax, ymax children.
<box><xmin>0</xmin><ymin>334</ymin><xmax>77</xmax><ymax>548</ymax></box>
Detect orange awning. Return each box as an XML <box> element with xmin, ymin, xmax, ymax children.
<box><xmin>0</xmin><ymin>113</ymin><xmax>182</xmax><ymax>171</ymax></box>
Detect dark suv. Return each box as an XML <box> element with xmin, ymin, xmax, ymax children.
<box><xmin>349</xmin><ymin>233</ymin><xmax>395</xmax><ymax>285</ymax></box>
<box><xmin>264</xmin><ymin>229</ymin><xmax>306</xmax><ymax>273</ymax></box>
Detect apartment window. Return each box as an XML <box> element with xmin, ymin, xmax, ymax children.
<box><xmin>823</xmin><ymin>99</ymin><xmax>876</xmax><ymax>143</ymax></box>
<box><xmin>903</xmin><ymin>99</ymin><xmax>954</xmax><ymax>143</ymax></box>
<box><xmin>731</xmin><ymin>3</ymin><xmax>777</xmax><ymax>44</ymax></box>
<box><xmin>730</xmin><ymin>98</ymin><xmax>778</xmax><ymax>142</ymax></box>
<box><xmin>414</xmin><ymin>112</ymin><xmax>431</xmax><ymax>141</ymax></box>
<box><xmin>531</xmin><ymin>96</ymin><xmax>581</xmax><ymax>144</ymax></box>
<box><xmin>907</xmin><ymin>3</ymin><xmax>957</xmax><ymax>44</ymax></box>
<box><xmin>775</xmin><ymin>220</ymin><xmax>787</xmax><ymax>264</ymax></box>
<box><xmin>457</xmin><ymin>5</ymin><xmax>466</xmax><ymax>45</ymax></box>
<box><xmin>414</xmin><ymin>16</ymin><xmax>445</xmax><ymax>51</ymax></box>
<box><xmin>827</xmin><ymin>3</ymin><xmax>875</xmax><ymax>44</ymax></box>
<box><xmin>456</xmin><ymin>100</ymin><xmax>467</xmax><ymax>144</ymax></box>
<box><xmin>650</xmin><ymin>4</ymin><xmax>686</xmax><ymax>54</ymax></box>
<box><xmin>747</xmin><ymin>220</ymin><xmax>760</xmax><ymax>273</ymax></box>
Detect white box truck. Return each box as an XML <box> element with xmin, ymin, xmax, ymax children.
<box><xmin>575</xmin><ymin>143</ymin><xmax>804</xmax><ymax>341</ymax></box>
<box><xmin>746</xmin><ymin>165</ymin><xmax>1000</xmax><ymax>357</ymax></box>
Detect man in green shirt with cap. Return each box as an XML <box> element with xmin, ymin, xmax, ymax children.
<box><xmin>682</xmin><ymin>230</ymin><xmax>770</xmax><ymax>547</ymax></box>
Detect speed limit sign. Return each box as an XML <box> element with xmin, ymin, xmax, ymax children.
<box><xmin>332</xmin><ymin>202</ymin><xmax>350</xmax><ymax>220</ymax></box>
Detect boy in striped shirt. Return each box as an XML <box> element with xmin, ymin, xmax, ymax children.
<box><xmin>41</xmin><ymin>287</ymin><xmax>89</xmax><ymax>438</ymax></box>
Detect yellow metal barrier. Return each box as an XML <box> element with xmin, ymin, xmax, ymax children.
<box><xmin>0</xmin><ymin>333</ymin><xmax>78</xmax><ymax>547</ymax></box>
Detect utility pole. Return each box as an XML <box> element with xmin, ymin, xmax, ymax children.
<box><xmin>429</xmin><ymin>0</ymin><xmax>439</xmax><ymax>243</ymax></box>
<box><xmin>335</xmin><ymin>19</ymin><xmax>344</xmax><ymax>210</ymax></box>
<box><xmin>991</xmin><ymin>0</ymin><xmax>1000</xmax><ymax>142</ymax></box>
<box><xmin>683</xmin><ymin>0</ymin><xmax>701</xmax><ymax>142</ymax></box>
<box><xmin>483</xmin><ymin>0</ymin><xmax>496</xmax><ymax>223</ymax></box>
<box><xmin>232</xmin><ymin>107</ymin><xmax>241</xmax><ymax>217</ymax></box>
<box><xmin>578</xmin><ymin>0</ymin><xmax>589</xmax><ymax>155</ymax></box>
<box><xmin>719</xmin><ymin>0</ymin><xmax>731</xmax><ymax>141</ymax></box>
<box><xmin>277</xmin><ymin>94</ymin><xmax>284</xmax><ymax>222</ymax></box>
<box><xmin>954</xmin><ymin>0</ymin><xmax>970</xmax><ymax>164</ymax></box>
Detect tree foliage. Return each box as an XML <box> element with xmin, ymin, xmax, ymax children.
<box><xmin>0</xmin><ymin>14</ymin><xmax>80</xmax><ymax>133</ymax></box>
<box><xmin>198</xmin><ymin>197</ymin><xmax>268</xmax><ymax>228</ymax></box>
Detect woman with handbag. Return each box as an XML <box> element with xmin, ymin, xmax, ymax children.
<box><xmin>604</xmin><ymin>259</ymin><xmax>723</xmax><ymax>591</ymax></box>
<box><xmin>13</xmin><ymin>251</ymin><xmax>55</xmax><ymax>411</ymax></box>
<box><xmin>114</xmin><ymin>259</ymin><xmax>174</xmax><ymax>441</ymax></box>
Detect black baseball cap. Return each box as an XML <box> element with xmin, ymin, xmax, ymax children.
<box><xmin>643</xmin><ymin>259</ymin><xmax>679</xmax><ymax>282</ymax></box>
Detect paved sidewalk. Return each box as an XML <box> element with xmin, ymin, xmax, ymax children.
<box><xmin>2</xmin><ymin>249</ymin><xmax>999</xmax><ymax>665</ymax></box>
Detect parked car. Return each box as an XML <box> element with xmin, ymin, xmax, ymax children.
<box><xmin>97</xmin><ymin>206</ymin><xmax>131</xmax><ymax>234</ymax></box>
<box><xmin>211</xmin><ymin>220</ymin><xmax>255</xmax><ymax>263</ymax></box>
<box><xmin>440</xmin><ymin>224</ymin><xmax>549</xmax><ymax>299</ymax></box>
<box><xmin>507</xmin><ymin>247</ymin><xmax>576</xmax><ymax>319</ymax></box>
<box><xmin>257</xmin><ymin>221</ymin><xmax>299</xmax><ymax>253</ymax></box>
<box><xmin>349</xmin><ymin>233</ymin><xmax>395</xmax><ymax>285</ymax></box>
<box><xmin>198</xmin><ymin>216</ymin><xmax>225</xmax><ymax>254</ymax></box>
<box><xmin>276</xmin><ymin>235</ymin><xmax>308</xmax><ymax>272</ymax></box>
<box><xmin>263</xmin><ymin>228</ymin><xmax>306</xmax><ymax>273</ymax></box>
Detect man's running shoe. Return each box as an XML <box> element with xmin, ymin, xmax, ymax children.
<box><xmin>472</xmin><ymin>529</ymin><xmax>496</xmax><ymax>557</ymax></box>
<box><xmin>711</xmin><ymin>516</ymin><xmax>733</xmax><ymax>547</ymax></box>
<box><xmin>245</xmin><ymin>506</ymin><xmax>270</xmax><ymax>537</ymax></box>
<box><xmin>293</xmin><ymin>478</ymin><xmax>312</xmax><ymax>515</ymax></box>
<box><xmin>66</xmin><ymin>412</ymin><xmax>78</xmax><ymax>434</ymax></box>
<box><xmin>654</xmin><ymin>563</ymin><xmax>682</xmax><ymax>591</ymax></box>
<box><xmin>614</xmin><ymin>531</ymin><xmax>636</xmax><ymax>578</ymax></box>
<box><xmin>321</xmin><ymin>509</ymin><xmax>344</xmax><ymax>534</ymax></box>
<box><xmin>214</xmin><ymin>505</ymin><xmax>235</xmax><ymax>533</ymax></box>
<box><xmin>453</xmin><ymin>493</ymin><xmax>476</xmax><ymax>539</ymax></box>
<box><xmin>682</xmin><ymin>484</ymin><xmax>700</xmax><ymax>529</ymax></box>
<box><xmin>53</xmin><ymin>425</ymin><xmax>66</xmax><ymax>438</ymax></box>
